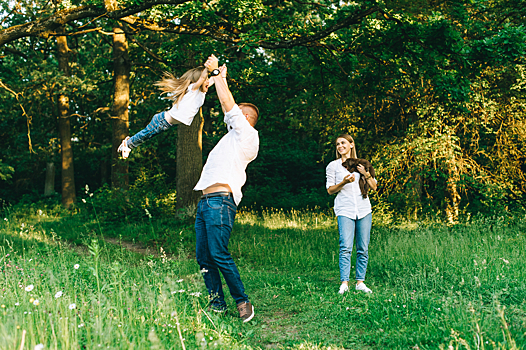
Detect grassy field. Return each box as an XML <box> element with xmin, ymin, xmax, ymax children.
<box><xmin>1</xmin><ymin>201</ymin><xmax>525</xmax><ymax>349</ymax></box>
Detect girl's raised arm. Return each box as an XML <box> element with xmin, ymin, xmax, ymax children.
<box><xmin>192</xmin><ymin>68</ymin><xmax>209</xmax><ymax>90</ymax></box>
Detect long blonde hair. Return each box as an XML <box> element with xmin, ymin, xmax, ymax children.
<box><xmin>335</xmin><ymin>134</ymin><xmax>357</xmax><ymax>159</ymax></box>
<box><xmin>154</xmin><ymin>66</ymin><xmax>206</xmax><ymax>107</ymax></box>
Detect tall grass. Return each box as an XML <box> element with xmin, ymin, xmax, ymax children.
<box><xmin>1</xmin><ymin>203</ymin><xmax>525</xmax><ymax>349</ymax></box>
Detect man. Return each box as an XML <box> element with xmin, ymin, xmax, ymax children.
<box><xmin>193</xmin><ymin>54</ymin><xmax>259</xmax><ymax>322</ymax></box>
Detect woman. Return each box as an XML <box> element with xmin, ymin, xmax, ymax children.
<box><xmin>326</xmin><ymin>134</ymin><xmax>377</xmax><ymax>294</ymax></box>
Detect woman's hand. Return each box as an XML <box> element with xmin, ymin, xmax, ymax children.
<box><xmin>342</xmin><ymin>174</ymin><xmax>355</xmax><ymax>184</ymax></box>
<box><xmin>357</xmin><ymin>164</ymin><xmax>368</xmax><ymax>175</ymax></box>
<box><xmin>327</xmin><ymin>174</ymin><xmax>354</xmax><ymax>195</ymax></box>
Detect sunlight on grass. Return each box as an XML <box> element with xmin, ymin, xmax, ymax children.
<box><xmin>1</xmin><ymin>206</ymin><xmax>525</xmax><ymax>349</ymax></box>
<box><xmin>0</xmin><ymin>212</ymin><xmax>251</xmax><ymax>349</ymax></box>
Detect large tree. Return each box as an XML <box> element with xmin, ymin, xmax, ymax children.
<box><xmin>56</xmin><ymin>26</ymin><xmax>76</xmax><ymax>208</ymax></box>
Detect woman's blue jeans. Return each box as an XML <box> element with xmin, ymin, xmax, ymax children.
<box><xmin>337</xmin><ymin>213</ymin><xmax>372</xmax><ymax>282</ymax></box>
<box><xmin>195</xmin><ymin>194</ymin><xmax>249</xmax><ymax>310</ymax></box>
<box><xmin>127</xmin><ymin>111</ymin><xmax>173</xmax><ymax>149</ymax></box>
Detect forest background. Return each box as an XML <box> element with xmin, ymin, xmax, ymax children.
<box><xmin>1</xmin><ymin>0</ymin><xmax>525</xmax><ymax>222</ymax></box>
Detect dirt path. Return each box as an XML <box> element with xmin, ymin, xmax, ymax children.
<box><xmin>103</xmin><ymin>237</ymin><xmax>161</xmax><ymax>257</ymax></box>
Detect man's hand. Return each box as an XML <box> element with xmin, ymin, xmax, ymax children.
<box><xmin>205</xmin><ymin>54</ymin><xmax>219</xmax><ymax>70</ymax></box>
<box><xmin>219</xmin><ymin>64</ymin><xmax>227</xmax><ymax>78</ymax></box>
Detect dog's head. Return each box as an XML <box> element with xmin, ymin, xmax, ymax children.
<box><xmin>342</xmin><ymin>158</ymin><xmax>360</xmax><ymax>172</ymax></box>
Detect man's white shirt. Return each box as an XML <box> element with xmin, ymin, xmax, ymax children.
<box><xmin>194</xmin><ymin>104</ymin><xmax>259</xmax><ymax>205</ymax></box>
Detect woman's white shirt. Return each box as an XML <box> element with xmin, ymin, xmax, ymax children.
<box><xmin>326</xmin><ymin>159</ymin><xmax>376</xmax><ymax>220</ymax></box>
<box><xmin>166</xmin><ymin>83</ymin><xmax>206</xmax><ymax>126</ymax></box>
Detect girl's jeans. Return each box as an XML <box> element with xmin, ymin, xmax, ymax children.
<box><xmin>127</xmin><ymin>111</ymin><xmax>173</xmax><ymax>149</ymax></box>
<box><xmin>195</xmin><ymin>194</ymin><xmax>249</xmax><ymax>310</ymax></box>
<box><xmin>337</xmin><ymin>213</ymin><xmax>372</xmax><ymax>282</ymax></box>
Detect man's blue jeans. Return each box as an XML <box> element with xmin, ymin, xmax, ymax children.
<box><xmin>337</xmin><ymin>213</ymin><xmax>372</xmax><ymax>282</ymax></box>
<box><xmin>195</xmin><ymin>194</ymin><xmax>249</xmax><ymax>310</ymax></box>
<box><xmin>127</xmin><ymin>111</ymin><xmax>173</xmax><ymax>149</ymax></box>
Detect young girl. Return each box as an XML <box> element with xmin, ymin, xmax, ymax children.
<box><xmin>118</xmin><ymin>65</ymin><xmax>222</xmax><ymax>158</ymax></box>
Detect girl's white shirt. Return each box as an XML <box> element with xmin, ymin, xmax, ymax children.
<box><xmin>166</xmin><ymin>83</ymin><xmax>206</xmax><ymax>126</ymax></box>
<box><xmin>325</xmin><ymin>159</ymin><xmax>376</xmax><ymax>220</ymax></box>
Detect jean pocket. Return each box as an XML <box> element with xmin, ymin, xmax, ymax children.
<box><xmin>206</xmin><ymin>197</ymin><xmax>223</xmax><ymax>210</ymax></box>
<box><xmin>223</xmin><ymin>199</ymin><xmax>237</xmax><ymax>213</ymax></box>
<box><xmin>161</xmin><ymin>121</ymin><xmax>171</xmax><ymax>131</ymax></box>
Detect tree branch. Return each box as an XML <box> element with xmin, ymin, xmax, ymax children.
<box><xmin>2</xmin><ymin>47</ymin><xmax>29</xmax><ymax>59</ymax></box>
<box><xmin>257</xmin><ymin>6</ymin><xmax>379</xmax><ymax>49</ymax></box>
<box><xmin>0</xmin><ymin>0</ymin><xmax>192</xmax><ymax>47</ymax></box>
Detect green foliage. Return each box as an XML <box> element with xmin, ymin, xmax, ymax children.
<box><xmin>1</xmin><ymin>0</ymin><xmax>525</xmax><ymax>219</ymax></box>
<box><xmin>0</xmin><ymin>159</ymin><xmax>14</xmax><ymax>182</ymax></box>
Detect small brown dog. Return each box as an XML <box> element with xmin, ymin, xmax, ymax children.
<box><xmin>341</xmin><ymin>158</ymin><xmax>375</xmax><ymax>199</ymax></box>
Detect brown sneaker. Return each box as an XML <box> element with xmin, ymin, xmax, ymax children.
<box><xmin>237</xmin><ymin>301</ymin><xmax>254</xmax><ymax>323</ymax></box>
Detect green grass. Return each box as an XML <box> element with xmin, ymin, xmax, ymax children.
<box><xmin>1</xmin><ymin>202</ymin><xmax>525</xmax><ymax>349</ymax></box>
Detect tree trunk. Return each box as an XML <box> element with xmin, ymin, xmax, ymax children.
<box><xmin>176</xmin><ymin>108</ymin><xmax>204</xmax><ymax>209</ymax></box>
<box><xmin>111</xmin><ymin>26</ymin><xmax>130</xmax><ymax>189</ymax></box>
<box><xmin>57</xmin><ymin>27</ymin><xmax>76</xmax><ymax>208</ymax></box>
<box><xmin>410</xmin><ymin>172</ymin><xmax>423</xmax><ymax>220</ymax></box>
<box><xmin>44</xmin><ymin>162</ymin><xmax>55</xmax><ymax>196</ymax></box>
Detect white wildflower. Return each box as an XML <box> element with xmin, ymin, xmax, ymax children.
<box><xmin>55</xmin><ymin>291</ymin><xmax>63</xmax><ymax>299</ymax></box>
<box><xmin>78</xmin><ymin>323</ymin><xmax>84</xmax><ymax>328</ymax></box>
<box><xmin>69</xmin><ymin>303</ymin><xmax>76</xmax><ymax>310</ymax></box>
<box><xmin>25</xmin><ymin>285</ymin><xmax>34</xmax><ymax>292</ymax></box>
<box><xmin>33</xmin><ymin>299</ymin><xmax>40</xmax><ymax>306</ymax></box>
<box><xmin>34</xmin><ymin>344</ymin><xmax>44</xmax><ymax>350</ymax></box>
<box><xmin>474</xmin><ymin>276</ymin><xmax>481</xmax><ymax>287</ymax></box>
<box><xmin>176</xmin><ymin>279</ymin><xmax>183</xmax><ymax>283</ymax></box>
<box><xmin>74</xmin><ymin>264</ymin><xmax>80</xmax><ymax>269</ymax></box>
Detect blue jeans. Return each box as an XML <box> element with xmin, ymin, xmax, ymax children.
<box><xmin>195</xmin><ymin>194</ymin><xmax>249</xmax><ymax>310</ymax></box>
<box><xmin>337</xmin><ymin>213</ymin><xmax>372</xmax><ymax>282</ymax></box>
<box><xmin>127</xmin><ymin>111</ymin><xmax>172</xmax><ymax>149</ymax></box>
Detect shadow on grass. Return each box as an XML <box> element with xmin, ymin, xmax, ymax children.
<box><xmin>2</xmin><ymin>205</ymin><xmax>526</xmax><ymax>349</ymax></box>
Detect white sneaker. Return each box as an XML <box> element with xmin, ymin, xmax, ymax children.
<box><xmin>117</xmin><ymin>137</ymin><xmax>131</xmax><ymax>159</ymax></box>
<box><xmin>338</xmin><ymin>284</ymin><xmax>349</xmax><ymax>295</ymax></box>
<box><xmin>355</xmin><ymin>282</ymin><xmax>372</xmax><ymax>293</ymax></box>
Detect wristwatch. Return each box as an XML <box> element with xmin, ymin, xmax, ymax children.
<box><xmin>209</xmin><ymin>69</ymin><xmax>220</xmax><ymax>77</ymax></box>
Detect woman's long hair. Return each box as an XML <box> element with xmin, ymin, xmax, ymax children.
<box><xmin>154</xmin><ymin>66</ymin><xmax>206</xmax><ymax>107</ymax></box>
<box><xmin>335</xmin><ymin>134</ymin><xmax>357</xmax><ymax>159</ymax></box>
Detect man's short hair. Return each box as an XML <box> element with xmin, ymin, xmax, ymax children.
<box><xmin>239</xmin><ymin>103</ymin><xmax>259</xmax><ymax>126</ymax></box>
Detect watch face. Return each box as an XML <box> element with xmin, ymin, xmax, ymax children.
<box><xmin>211</xmin><ymin>69</ymin><xmax>220</xmax><ymax>76</ymax></box>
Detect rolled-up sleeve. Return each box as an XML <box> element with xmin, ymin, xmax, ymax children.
<box><xmin>326</xmin><ymin>162</ymin><xmax>336</xmax><ymax>189</ymax></box>
<box><xmin>224</xmin><ymin>104</ymin><xmax>250</xmax><ymax>134</ymax></box>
